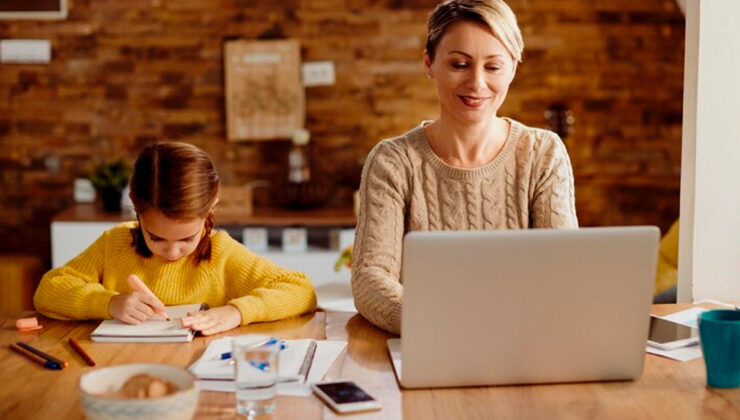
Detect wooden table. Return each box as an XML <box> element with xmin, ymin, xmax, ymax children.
<box><xmin>1</xmin><ymin>305</ymin><xmax>739</xmax><ymax>419</ymax></box>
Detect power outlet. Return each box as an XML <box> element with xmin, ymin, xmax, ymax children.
<box><xmin>0</xmin><ymin>39</ymin><xmax>51</xmax><ymax>64</ymax></box>
<box><xmin>302</xmin><ymin>61</ymin><xmax>335</xmax><ymax>87</ymax></box>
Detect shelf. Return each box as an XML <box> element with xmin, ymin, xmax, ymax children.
<box><xmin>54</xmin><ymin>203</ymin><xmax>357</xmax><ymax>227</ymax></box>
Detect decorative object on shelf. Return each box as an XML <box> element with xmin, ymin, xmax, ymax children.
<box><xmin>73</xmin><ymin>178</ymin><xmax>96</xmax><ymax>203</ymax></box>
<box><xmin>544</xmin><ymin>102</ymin><xmax>575</xmax><ymax>142</ymax></box>
<box><xmin>334</xmin><ymin>245</ymin><xmax>352</xmax><ymax>272</ymax></box>
<box><xmin>272</xmin><ymin>129</ymin><xmax>335</xmax><ymax>209</ymax></box>
<box><xmin>281</xmin><ymin>227</ymin><xmax>308</xmax><ymax>253</ymax></box>
<box><xmin>217</xmin><ymin>180</ymin><xmax>270</xmax><ymax>220</ymax></box>
<box><xmin>89</xmin><ymin>159</ymin><xmax>132</xmax><ymax>213</ymax></box>
<box><xmin>224</xmin><ymin>39</ymin><xmax>304</xmax><ymax>141</ymax></box>
<box><xmin>242</xmin><ymin>227</ymin><xmax>269</xmax><ymax>252</ymax></box>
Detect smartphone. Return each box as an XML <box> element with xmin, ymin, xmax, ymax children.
<box><xmin>312</xmin><ymin>381</ymin><xmax>382</xmax><ymax>413</ymax></box>
<box><xmin>647</xmin><ymin>315</ymin><xmax>699</xmax><ymax>350</ymax></box>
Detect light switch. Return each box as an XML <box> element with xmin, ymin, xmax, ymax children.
<box><xmin>302</xmin><ymin>61</ymin><xmax>335</xmax><ymax>87</ymax></box>
<box><xmin>0</xmin><ymin>39</ymin><xmax>52</xmax><ymax>64</ymax></box>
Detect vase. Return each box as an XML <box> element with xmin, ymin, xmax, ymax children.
<box><xmin>100</xmin><ymin>187</ymin><xmax>122</xmax><ymax>212</ymax></box>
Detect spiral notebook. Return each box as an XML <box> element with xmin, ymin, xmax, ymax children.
<box><xmin>90</xmin><ymin>304</ymin><xmax>205</xmax><ymax>343</ymax></box>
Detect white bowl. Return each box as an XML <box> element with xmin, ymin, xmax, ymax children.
<box><xmin>79</xmin><ymin>363</ymin><xmax>199</xmax><ymax>420</ymax></box>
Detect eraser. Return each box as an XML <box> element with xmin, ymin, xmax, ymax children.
<box><xmin>16</xmin><ymin>317</ymin><xmax>39</xmax><ymax>330</ymax></box>
<box><xmin>19</xmin><ymin>325</ymin><xmax>43</xmax><ymax>332</ymax></box>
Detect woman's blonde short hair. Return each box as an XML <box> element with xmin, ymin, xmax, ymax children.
<box><xmin>426</xmin><ymin>0</ymin><xmax>524</xmax><ymax>63</ymax></box>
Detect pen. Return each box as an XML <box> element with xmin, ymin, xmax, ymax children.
<box><xmin>9</xmin><ymin>343</ymin><xmax>63</xmax><ymax>370</ymax></box>
<box><xmin>127</xmin><ymin>274</ymin><xmax>171</xmax><ymax>321</ymax></box>
<box><xmin>221</xmin><ymin>339</ymin><xmax>286</xmax><ymax>360</ymax></box>
<box><xmin>69</xmin><ymin>338</ymin><xmax>96</xmax><ymax>366</ymax></box>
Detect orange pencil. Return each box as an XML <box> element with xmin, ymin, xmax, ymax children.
<box><xmin>127</xmin><ymin>274</ymin><xmax>171</xmax><ymax>321</ymax></box>
<box><xmin>8</xmin><ymin>343</ymin><xmax>62</xmax><ymax>370</ymax></box>
<box><xmin>68</xmin><ymin>338</ymin><xmax>96</xmax><ymax>366</ymax></box>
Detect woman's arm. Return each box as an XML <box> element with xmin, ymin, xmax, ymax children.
<box><xmin>352</xmin><ymin>141</ymin><xmax>409</xmax><ymax>335</ymax></box>
<box><xmin>530</xmin><ymin>132</ymin><xmax>579</xmax><ymax>229</ymax></box>
<box><xmin>33</xmin><ymin>233</ymin><xmax>117</xmax><ymax>320</ymax></box>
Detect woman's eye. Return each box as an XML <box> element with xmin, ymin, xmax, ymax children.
<box><xmin>149</xmin><ymin>237</ymin><xmax>163</xmax><ymax>242</ymax></box>
<box><xmin>451</xmin><ymin>63</ymin><xmax>468</xmax><ymax>69</ymax></box>
<box><xmin>486</xmin><ymin>66</ymin><xmax>501</xmax><ymax>71</ymax></box>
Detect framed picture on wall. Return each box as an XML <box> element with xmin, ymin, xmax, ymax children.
<box><xmin>224</xmin><ymin>39</ymin><xmax>305</xmax><ymax>141</ymax></box>
<box><xmin>0</xmin><ymin>0</ymin><xmax>68</xmax><ymax>20</ymax></box>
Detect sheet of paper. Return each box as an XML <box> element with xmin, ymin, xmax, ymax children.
<box><xmin>195</xmin><ymin>340</ymin><xmax>347</xmax><ymax>396</ymax></box>
<box><xmin>387</xmin><ymin>338</ymin><xmax>402</xmax><ymax>383</ymax></box>
<box><xmin>660</xmin><ymin>307</ymin><xmax>707</xmax><ymax>328</ymax></box>
<box><xmin>646</xmin><ymin>344</ymin><xmax>703</xmax><ymax>362</ymax></box>
<box><xmin>315</xmin><ymin>282</ymin><xmax>357</xmax><ymax>313</ymax></box>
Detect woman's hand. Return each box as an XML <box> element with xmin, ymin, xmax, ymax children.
<box><xmin>180</xmin><ymin>305</ymin><xmax>242</xmax><ymax>336</ymax></box>
<box><xmin>109</xmin><ymin>292</ymin><xmax>166</xmax><ymax>324</ymax></box>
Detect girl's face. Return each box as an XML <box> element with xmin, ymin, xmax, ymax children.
<box><xmin>138</xmin><ymin>210</ymin><xmax>205</xmax><ymax>262</ymax></box>
<box><xmin>424</xmin><ymin>21</ymin><xmax>516</xmax><ymax>126</ymax></box>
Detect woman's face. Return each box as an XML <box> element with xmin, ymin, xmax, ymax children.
<box><xmin>138</xmin><ymin>210</ymin><xmax>205</xmax><ymax>262</ymax></box>
<box><xmin>425</xmin><ymin>21</ymin><xmax>516</xmax><ymax>126</ymax></box>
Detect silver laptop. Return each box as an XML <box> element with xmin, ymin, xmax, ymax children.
<box><xmin>388</xmin><ymin>226</ymin><xmax>659</xmax><ymax>388</ymax></box>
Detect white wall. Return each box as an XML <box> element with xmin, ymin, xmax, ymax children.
<box><xmin>678</xmin><ymin>0</ymin><xmax>740</xmax><ymax>302</ymax></box>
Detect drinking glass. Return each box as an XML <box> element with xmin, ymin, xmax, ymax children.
<box><xmin>233</xmin><ymin>335</ymin><xmax>280</xmax><ymax>418</ymax></box>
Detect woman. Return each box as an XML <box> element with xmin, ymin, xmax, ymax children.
<box><xmin>352</xmin><ymin>0</ymin><xmax>578</xmax><ymax>334</ymax></box>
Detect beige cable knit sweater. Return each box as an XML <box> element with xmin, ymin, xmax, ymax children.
<box><xmin>351</xmin><ymin>118</ymin><xmax>578</xmax><ymax>334</ymax></box>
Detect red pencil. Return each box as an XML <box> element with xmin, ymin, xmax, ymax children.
<box><xmin>68</xmin><ymin>338</ymin><xmax>96</xmax><ymax>366</ymax></box>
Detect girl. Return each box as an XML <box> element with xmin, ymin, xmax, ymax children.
<box><xmin>34</xmin><ymin>141</ymin><xmax>316</xmax><ymax>335</ymax></box>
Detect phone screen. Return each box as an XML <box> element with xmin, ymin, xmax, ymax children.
<box><xmin>315</xmin><ymin>382</ymin><xmax>375</xmax><ymax>404</ymax></box>
<box><xmin>648</xmin><ymin>316</ymin><xmax>697</xmax><ymax>344</ymax></box>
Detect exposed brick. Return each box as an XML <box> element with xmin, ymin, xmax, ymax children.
<box><xmin>0</xmin><ymin>0</ymin><xmax>685</xmax><ymax>264</ymax></box>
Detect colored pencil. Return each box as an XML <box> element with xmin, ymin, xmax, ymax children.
<box><xmin>15</xmin><ymin>341</ymin><xmax>68</xmax><ymax>368</ymax></box>
<box><xmin>8</xmin><ymin>343</ymin><xmax>62</xmax><ymax>370</ymax></box>
<box><xmin>68</xmin><ymin>338</ymin><xmax>96</xmax><ymax>366</ymax></box>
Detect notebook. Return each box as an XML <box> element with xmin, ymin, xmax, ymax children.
<box><xmin>90</xmin><ymin>303</ymin><xmax>205</xmax><ymax>343</ymax></box>
<box><xmin>189</xmin><ymin>336</ymin><xmax>317</xmax><ymax>384</ymax></box>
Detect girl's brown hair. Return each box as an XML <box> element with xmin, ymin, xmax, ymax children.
<box><xmin>129</xmin><ymin>141</ymin><xmax>220</xmax><ymax>264</ymax></box>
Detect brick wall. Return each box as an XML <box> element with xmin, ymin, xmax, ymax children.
<box><xmin>0</xmin><ymin>0</ymin><xmax>684</xmax><ymax>266</ymax></box>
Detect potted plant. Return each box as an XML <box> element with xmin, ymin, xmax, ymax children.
<box><xmin>89</xmin><ymin>159</ymin><xmax>132</xmax><ymax>212</ymax></box>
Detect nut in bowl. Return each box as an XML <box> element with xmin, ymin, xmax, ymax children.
<box><xmin>79</xmin><ymin>363</ymin><xmax>199</xmax><ymax>420</ymax></box>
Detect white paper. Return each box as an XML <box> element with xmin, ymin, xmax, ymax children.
<box><xmin>387</xmin><ymin>338</ymin><xmax>402</xmax><ymax>383</ymax></box>
<box><xmin>660</xmin><ymin>307</ymin><xmax>707</xmax><ymax>328</ymax></box>
<box><xmin>646</xmin><ymin>344</ymin><xmax>703</xmax><ymax>362</ymax></box>
<box><xmin>91</xmin><ymin>304</ymin><xmax>203</xmax><ymax>342</ymax></box>
<box><xmin>315</xmin><ymin>282</ymin><xmax>357</xmax><ymax>313</ymax></box>
<box><xmin>195</xmin><ymin>340</ymin><xmax>347</xmax><ymax>396</ymax></box>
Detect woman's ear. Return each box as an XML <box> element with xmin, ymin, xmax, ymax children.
<box><xmin>209</xmin><ymin>197</ymin><xmax>220</xmax><ymax>213</ymax></box>
<box><xmin>423</xmin><ymin>50</ymin><xmax>433</xmax><ymax>78</ymax></box>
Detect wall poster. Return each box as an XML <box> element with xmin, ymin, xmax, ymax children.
<box><xmin>224</xmin><ymin>39</ymin><xmax>304</xmax><ymax>141</ymax></box>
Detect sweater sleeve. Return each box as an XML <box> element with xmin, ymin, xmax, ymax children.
<box><xmin>223</xmin><ymin>240</ymin><xmax>317</xmax><ymax>325</ymax></box>
<box><xmin>351</xmin><ymin>141</ymin><xmax>409</xmax><ymax>335</ymax></box>
<box><xmin>33</xmin><ymin>232</ymin><xmax>118</xmax><ymax>320</ymax></box>
<box><xmin>530</xmin><ymin>131</ymin><xmax>579</xmax><ymax>228</ymax></box>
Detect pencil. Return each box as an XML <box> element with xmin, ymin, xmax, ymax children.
<box><xmin>68</xmin><ymin>338</ymin><xmax>96</xmax><ymax>366</ymax></box>
<box><xmin>8</xmin><ymin>343</ymin><xmax>62</xmax><ymax>370</ymax></box>
<box><xmin>15</xmin><ymin>341</ymin><xmax>68</xmax><ymax>368</ymax></box>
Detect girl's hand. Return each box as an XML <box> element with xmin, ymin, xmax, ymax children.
<box><xmin>109</xmin><ymin>292</ymin><xmax>166</xmax><ymax>324</ymax></box>
<box><xmin>180</xmin><ymin>305</ymin><xmax>242</xmax><ymax>336</ymax></box>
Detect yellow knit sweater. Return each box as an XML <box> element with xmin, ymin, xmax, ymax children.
<box><xmin>34</xmin><ymin>222</ymin><xmax>317</xmax><ymax>324</ymax></box>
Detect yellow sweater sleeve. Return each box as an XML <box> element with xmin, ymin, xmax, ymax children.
<box><xmin>221</xmin><ymin>241</ymin><xmax>317</xmax><ymax>325</ymax></box>
<box><xmin>654</xmin><ymin>220</ymin><xmax>679</xmax><ymax>295</ymax></box>
<box><xmin>33</xmin><ymin>231</ymin><xmax>118</xmax><ymax>320</ymax></box>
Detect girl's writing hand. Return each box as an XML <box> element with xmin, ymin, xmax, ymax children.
<box><xmin>180</xmin><ymin>305</ymin><xmax>242</xmax><ymax>336</ymax></box>
<box><xmin>109</xmin><ymin>292</ymin><xmax>167</xmax><ymax>324</ymax></box>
